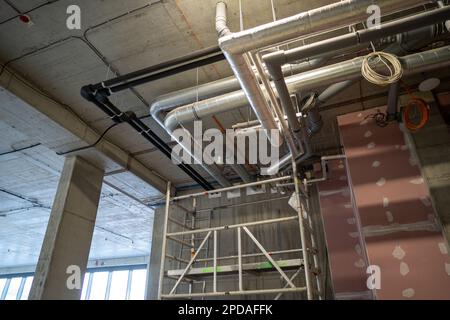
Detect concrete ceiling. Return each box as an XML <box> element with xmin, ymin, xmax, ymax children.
<box><xmin>0</xmin><ymin>0</ymin><xmax>333</xmax><ymax>184</ymax></box>
<box><xmin>0</xmin><ymin>0</ymin><xmax>337</xmax><ymax>270</ymax></box>
<box><xmin>0</xmin><ymin>120</ymin><xmax>158</xmax><ymax>268</ymax></box>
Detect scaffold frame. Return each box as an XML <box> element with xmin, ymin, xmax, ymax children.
<box><xmin>157</xmin><ymin>167</ymin><xmax>323</xmax><ymax>300</ymax></box>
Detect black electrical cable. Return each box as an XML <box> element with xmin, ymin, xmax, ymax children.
<box><xmin>56</xmin><ymin>122</ymin><xmax>120</xmax><ymax>155</ymax></box>
<box><xmin>364</xmin><ymin>108</ymin><xmax>391</xmax><ymax>127</ymax></box>
<box><xmin>0</xmin><ymin>143</ymin><xmax>41</xmax><ymax>156</ymax></box>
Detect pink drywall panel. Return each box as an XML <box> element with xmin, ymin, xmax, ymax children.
<box><xmin>337</xmin><ymin>106</ymin><xmax>450</xmax><ymax>299</ymax></box>
<box><xmin>365</xmin><ymin>230</ymin><xmax>450</xmax><ymax>299</ymax></box>
<box><xmin>317</xmin><ymin>159</ymin><xmax>371</xmax><ymax>298</ymax></box>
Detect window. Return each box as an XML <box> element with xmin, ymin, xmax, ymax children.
<box><xmin>80</xmin><ymin>273</ymin><xmax>89</xmax><ymax>300</ymax></box>
<box><xmin>108</xmin><ymin>270</ymin><xmax>129</xmax><ymax>300</ymax></box>
<box><xmin>0</xmin><ymin>278</ymin><xmax>7</xmax><ymax>298</ymax></box>
<box><xmin>0</xmin><ymin>266</ymin><xmax>147</xmax><ymax>300</ymax></box>
<box><xmin>20</xmin><ymin>277</ymin><xmax>33</xmax><ymax>300</ymax></box>
<box><xmin>4</xmin><ymin>277</ymin><xmax>22</xmax><ymax>300</ymax></box>
<box><xmin>128</xmin><ymin>269</ymin><xmax>146</xmax><ymax>300</ymax></box>
<box><xmin>88</xmin><ymin>271</ymin><xmax>109</xmax><ymax>300</ymax></box>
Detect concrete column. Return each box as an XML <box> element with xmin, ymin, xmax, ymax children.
<box><xmin>29</xmin><ymin>156</ymin><xmax>104</xmax><ymax>300</ymax></box>
<box><xmin>145</xmin><ymin>206</ymin><xmax>165</xmax><ymax>300</ymax></box>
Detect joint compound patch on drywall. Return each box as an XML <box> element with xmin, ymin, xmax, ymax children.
<box><xmin>347</xmin><ymin>217</ymin><xmax>356</xmax><ymax>225</ymax></box>
<box><xmin>402</xmin><ymin>288</ymin><xmax>415</xmax><ymax>298</ymax></box>
<box><xmin>386</xmin><ymin>211</ymin><xmax>394</xmax><ymax>223</ymax></box>
<box><xmin>341</xmin><ymin>189</ymin><xmax>350</xmax><ymax>197</ymax></box>
<box><xmin>438</xmin><ymin>242</ymin><xmax>449</xmax><ymax>255</ymax></box>
<box><xmin>338</xmin><ymin>163</ymin><xmax>345</xmax><ymax>169</ymax></box>
<box><xmin>367</xmin><ymin>142</ymin><xmax>376</xmax><ymax>149</ymax></box>
<box><xmin>354</xmin><ymin>258</ymin><xmax>365</xmax><ymax>268</ymax></box>
<box><xmin>376</xmin><ymin>177</ymin><xmax>386</xmax><ymax>187</ymax></box>
<box><xmin>360</xmin><ymin>119</ymin><xmax>369</xmax><ymax>126</ymax></box>
<box><xmin>344</xmin><ymin>203</ymin><xmax>353</xmax><ymax>209</ymax></box>
<box><xmin>393</xmin><ymin>245</ymin><xmax>406</xmax><ymax>260</ymax></box>
<box><xmin>400</xmin><ymin>262</ymin><xmax>410</xmax><ymax>276</ymax></box>
<box><xmin>409</xmin><ymin>156</ymin><xmax>418</xmax><ymax>167</ymax></box>
<box><xmin>363</xmin><ymin>221</ymin><xmax>439</xmax><ymax>237</ymax></box>
<box><xmin>349</xmin><ymin>231</ymin><xmax>360</xmax><ymax>238</ymax></box>
<box><xmin>372</xmin><ymin>160</ymin><xmax>381</xmax><ymax>168</ymax></box>
<box><xmin>355</xmin><ymin>244</ymin><xmax>362</xmax><ymax>255</ymax></box>
<box><xmin>409</xmin><ymin>177</ymin><xmax>424</xmax><ymax>185</ymax></box>
<box><xmin>445</xmin><ymin>263</ymin><xmax>450</xmax><ymax>276</ymax></box>
<box><xmin>420</xmin><ymin>196</ymin><xmax>432</xmax><ymax>207</ymax></box>
<box><xmin>364</xmin><ymin>130</ymin><xmax>373</xmax><ymax>138</ymax></box>
<box><xmin>383</xmin><ymin>197</ymin><xmax>389</xmax><ymax>208</ymax></box>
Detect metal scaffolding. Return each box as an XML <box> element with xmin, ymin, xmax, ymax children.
<box><xmin>157</xmin><ymin>171</ymin><xmax>323</xmax><ymax>300</ymax></box>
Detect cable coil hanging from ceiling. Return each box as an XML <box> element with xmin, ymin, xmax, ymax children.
<box><xmin>361</xmin><ymin>51</ymin><xmax>403</xmax><ymax>86</ymax></box>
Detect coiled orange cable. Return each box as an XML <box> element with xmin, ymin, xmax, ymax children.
<box><xmin>403</xmin><ymin>97</ymin><xmax>430</xmax><ymax>131</ymax></box>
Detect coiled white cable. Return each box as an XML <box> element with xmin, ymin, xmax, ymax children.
<box><xmin>361</xmin><ymin>51</ymin><xmax>403</xmax><ymax>86</ymax></box>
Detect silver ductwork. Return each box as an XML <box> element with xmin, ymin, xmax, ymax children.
<box><xmin>149</xmin><ymin>59</ymin><xmax>330</xmax><ymax>122</ymax></box>
<box><xmin>163</xmin><ymin>45</ymin><xmax>450</xmax><ymax>131</ymax></box>
<box><xmin>218</xmin><ymin>0</ymin><xmax>431</xmax><ymax>55</ymax></box>
<box><xmin>216</xmin><ymin>0</ymin><xmax>432</xmax><ymax>165</ymax></box>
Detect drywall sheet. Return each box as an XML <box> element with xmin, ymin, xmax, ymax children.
<box><xmin>317</xmin><ymin>159</ymin><xmax>372</xmax><ymax>299</ymax></box>
<box><xmin>337</xmin><ymin>106</ymin><xmax>450</xmax><ymax>299</ymax></box>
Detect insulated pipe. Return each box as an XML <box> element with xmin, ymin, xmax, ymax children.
<box><xmin>149</xmin><ymin>58</ymin><xmax>329</xmax><ymax>122</ymax></box>
<box><xmin>163</xmin><ymin>45</ymin><xmax>450</xmax><ymax>131</ymax></box>
<box><xmin>216</xmin><ymin>2</ymin><xmax>281</xmax><ymax>145</ymax></box>
<box><xmin>218</xmin><ymin>0</ymin><xmax>431</xmax><ymax>156</ymax></box>
<box><xmin>438</xmin><ymin>1</ymin><xmax>450</xmax><ymax>31</ymax></box>
<box><xmin>317</xmin><ymin>80</ymin><xmax>355</xmax><ymax>105</ymax></box>
<box><xmin>229</xmin><ymin>45</ymin><xmax>450</xmax><ymax>175</ymax></box>
<box><xmin>262</xmin><ymin>6</ymin><xmax>450</xmax><ymax>160</ymax></box>
<box><xmin>218</xmin><ymin>0</ymin><xmax>432</xmax><ymax>55</ymax></box>
<box><xmin>216</xmin><ymin>1</ymin><xmax>231</xmax><ymax>37</ymax></box>
<box><xmin>287</xmin><ymin>46</ymin><xmax>450</xmax><ymax>93</ymax></box>
<box><xmin>266</xmin><ymin>26</ymin><xmax>443</xmax><ymax>174</ymax></box>
<box><xmin>315</xmin><ymin>24</ymin><xmax>439</xmax><ymax>107</ymax></box>
<box><xmin>265</xmin><ymin>63</ymin><xmax>303</xmax><ymax>137</ymax></box>
<box><xmin>149</xmin><ymin>98</ymin><xmax>233</xmax><ymax>187</ymax></box>
<box><xmin>263</xmin><ymin>6</ymin><xmax>450</xmax><ymax>65</ymax></box>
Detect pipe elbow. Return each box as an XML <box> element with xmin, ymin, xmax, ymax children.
<box><xmin>163</xmin><ymin>111</ymin><xmax>180</xmax><ymax>133</ymax></box>
<box><xmin>149</xmin><ymin>100</ymin><xmax>162</xmax><ymax>121</ymax></box>
<box><xmin>215</xmin><ymin>1</ymin><xmax>231</xmax><ymax>38</ymax></box>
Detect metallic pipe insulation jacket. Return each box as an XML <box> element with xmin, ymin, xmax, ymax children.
<box><xmin>163</xmin><ymin>45</ymin><xmax>450</xmax><ymax>132</ymax></box>
<box><xmin>218</xmin><ymin>0</ymin><xmax>432</xmax><ymax>54</ymax></box>
<box><xmin>164</xmin><ymin>90</ymin><xmax>247</xmax><ymax>132</ymax></box>
<box><xmin>149</xmin><ymin>59</ymin><xmax>327</xmax><ymax>121</ymax></box>
<box><xmin>224</xmin><ymin>51</ymin><xmax>282</xmax><ymax>145</ymax></box>
<box><xmin>215</xmin><ymin>1</ymin><xmax>231</xmax><ymax>37</ymax></box>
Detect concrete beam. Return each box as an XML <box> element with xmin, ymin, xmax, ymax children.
<box><xmin>29</xmin><ymin>156</ymin><xmax>104</xmax><ymax>300</ymax></box>
<box><xmin>0</xmin><ymin>65</ymin><xmax>167</xmax><ymax>194</ymax></box>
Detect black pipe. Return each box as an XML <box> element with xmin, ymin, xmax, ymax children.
<box><xmin>81</xmin><ymin>46</ymin><xmax>228</xmax><ymax>190</ymax></box>
<box><xmin>91</xmin><ymin>46</ymin><xmax>224</xmax><ymax>91</ymax></box>
<box><xmin>81</xmin><ymin>86</ymin><xmax>214</xmax><ymax>190</ymax></box>
<box><xmin>109</xmin><ymin>53</ymin><xmax>224</xmax><ymax>93</ymax></box>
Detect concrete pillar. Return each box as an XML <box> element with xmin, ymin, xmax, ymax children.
<box><xmin>145</xmin><ymin>206</ymin><xmax>165</xmax><ymax>300</ymax></box>
<box><xmin>29</xmin><ymin>156</ymin><xmax>104</xmax><ymax>300</ymax></box>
